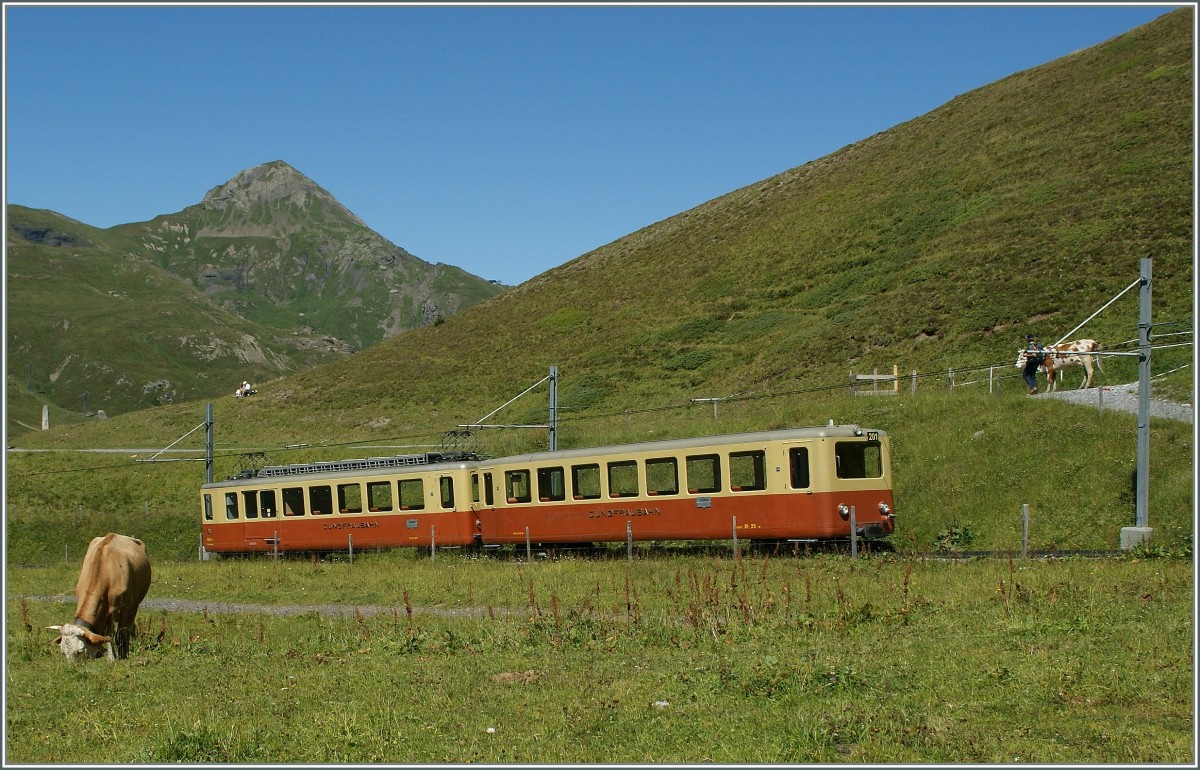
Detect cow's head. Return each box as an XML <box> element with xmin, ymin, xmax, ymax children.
<box><xmin>47</xmin><ymin>623</ymin><xmax>110</xmax><ymax>661</ymax></box>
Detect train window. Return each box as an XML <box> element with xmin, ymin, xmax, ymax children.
<box><xmin>646</xmin><ymin>457</ymin><xmax>678</xmax><ymax>496</ymax></box>
<box><xmin>471</xmin><ymin>473</ymin><xmax>480</xmax><ymax>504</ymax></box>
<box><xmin>282</xmin><ymin>487</ymin><xmax>305</xmax><ymax>516</ymax></box>
<box><xmin>505</xmin><ymin>470</ymin><xmax>532</xmax><ymax>504</ymax></box>
<box><xmin>368</xmin><ymin>481</ymin><xmax>393</xmax><ymax>512</ymax></box>
<box><xmin>789</xmin><ymin>447</ymin><xmax>811</xmax><ymax>489</ymax></box>
<box><xmin>484</xmin><ymin>473</ymin><xmax>494</xmax><ymax>506</ymax></box>
<box><xmin>310</xmin><ymin>485</ymin><xmax>333</xmax><ymax>515</ymax></box>
<box><xmin>225</xmin><ymin>492</ymin><xmax>239</xmax><ymax>520</ymax></box>
<box><xmin>203</xmin><ymin>494</ymin><xmax>213</xmax><ymax>521</ymax></box>
<box><xmin>399</xmin><ymin>479</ymin><xmax>425</xmax><ymax>510</ymax></box>
<box><xmin>260</xmin><ymin>490</ymin><xmax>277</xmax><ymax>518</ymax></box>
<box><xmin>686</xmin><ymin>454</ymin><xmax>722</xmax><ymax>494</ymax></box>
<box><xmin>571</xmin><ymin>464</ymin><xmax>601</xmax><ymax>500</ymax></box>
<box><xmin>537</xmin><ymin>467</ymin><xmax>566</xmax><ymax>502</ymax></box>
<box><xmin>338</xmin><ymin>483</ymin><xmax>363</xmax><ymax>514</ymax></box>
<box><xmin>440</xmin><ymin>476</ymin><xmax>455</xmax><ymax>509</ymax></box>
<box><xmin>730</xmin><ymin>451</ymin><xmax>766</xmax><ymax>492</ymax></box>
<box><xmin>835</xmin><ymin>441</ymin><xmax>883</xmax><ymax>479</ymax></box>
<box><xmin>608</xmin><ymin>460</ymin><xmax>639</xmax><ymax>498</ymax></box>
<box><xmin>242</xmin><ymin>490</ymin><xmax>259</xmax><ymax>519</ymax></box>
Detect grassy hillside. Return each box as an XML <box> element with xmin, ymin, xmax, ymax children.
<box><xmin>5</xmin><ymin>10</ymin><xmax>1193</xmax><ymax>561</ymax></box>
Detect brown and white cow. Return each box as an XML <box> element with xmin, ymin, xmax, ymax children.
<box><xmin>48</xmin><ymin>533</ymin><xmax>151</xmax><ymax>661</ymax></box>
<box><xmin>1015</xmin><ymin>339</ymin><xmax>1103</xmax><ymax>392</ymax></box>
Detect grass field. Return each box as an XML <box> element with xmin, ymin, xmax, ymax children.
<box><xmin>6</xmin><ymin>551</ymin><xmax>1193</xmax><ymax>764</ymax></box>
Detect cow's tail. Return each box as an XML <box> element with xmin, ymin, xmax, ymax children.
<box><xmin>1095</xmin><ymin>342</ymin><xmax>1105</xmax><ymax>372</ymax></box>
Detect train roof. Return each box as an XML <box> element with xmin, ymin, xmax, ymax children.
<box><xmin>200</xmin><ymin>424</ymin><xmax>882</xmax><ymax>489</ymax></box>
<box><xmin>480</xmin><ymin>424</ymin><xmax>882</xmax><ymax>466</ymax></box>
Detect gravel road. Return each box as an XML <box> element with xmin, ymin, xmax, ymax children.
<box><xmin>1041</xmin><ymin>381</ymin><xmax>1192</xmax><ymax>423</ymax></box>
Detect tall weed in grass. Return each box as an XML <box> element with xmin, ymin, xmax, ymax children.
<box><xmin>8</xmin><ymin>554</ymin><xmax>1192</xmax><ymax>763</ymax></box>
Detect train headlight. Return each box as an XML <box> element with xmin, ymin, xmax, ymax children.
<box><xmin>837</xmin><ymin>503</ymin><xmax>850</xmax><ymax>519</ymax></box>
<box><xmin>879</xmin><ymin>502</ymin><xmax>892</xmax><ymax>518</ymax></box>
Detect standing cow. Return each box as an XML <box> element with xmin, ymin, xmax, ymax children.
<box><xmin>48</xmin><ymin>533</ymin><xmax>151</xmax><ymax>661</ymax></box>
<box><xmin>1015</xmin><ymin>339</ymin><xmax>1103</xmax><ymax>392</ymax></box>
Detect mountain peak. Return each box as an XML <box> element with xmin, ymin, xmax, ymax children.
<box><xmin>200</xmin><ymin>161</ymin><xmax>366</xmax><ymax>228</ymax></box>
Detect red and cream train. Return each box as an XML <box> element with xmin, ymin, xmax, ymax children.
<box><xmin>200</xmin><ymin>424</ymin><xmax>895</xmax><ymax>555</ymax></box>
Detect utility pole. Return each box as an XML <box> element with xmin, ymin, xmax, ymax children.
<box><xmin>205</xmin><ymin>403</ymin><xmax>214</xmax><ymax>485</ymax></box>
<box><xmin>548</xmin><ymin>366</ymin><xmax>558</xmax><ymax>451</ymax></box>
<box><xmin>1122</xmin><ymin>258</ymin><xmax>1153</xmax><ymax>549</ymax></box>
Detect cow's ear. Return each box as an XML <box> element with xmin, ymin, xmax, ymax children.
<box><xmin>52</xmin><ymin>635</ymin><xmax>63</xmax><ymax>645</ymax></box>
<box><xmin>81</xmin><ymin>629</ymin><xmax>110</xmax><ymax>645</ymax></box>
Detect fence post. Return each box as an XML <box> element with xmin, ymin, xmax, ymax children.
<box><xmin>348</xmin><ymin>533</ymin><xmax>354</xmax><ymax>564</ymax></box>
<box><xmin>525</xmin><ymin>526</ymin><xmax>532</xmax><ymax>561</ymax></box>
<box><xmin>948</xmin><ymin>368</ymin><xmax>954</xmax><ymax>392</ymax></box>
<box><xmin>911</xmin><ymin>370</ymin><xmax>917</xmax><ymax>394</ymax></box>
<box><xmin>626</xmin><ymin>520</ymin><xmax>633</xmax><ymax>562</ymax></box>
<box><xmin>850</xmin><ymin>506</ymin><xmax>858</xmax><ymax>558</ymax></box>
<box><xmin>732</xmin><ymin>516</ymin><xmax>739</xmax><ymax>559</ymax></box>
<box><xmin>1021</xmin><ymin>504</ymin><xmax>1029</xmax><ymax>559</ymax></box>
<box><xmin>1097</xmin><ymin>385</ymin><xmax>1104</xmax><ymax>415</ymax></box>
<box><xmin>430</xmin><ymin>526</ymin><xmax>436</xmax><ymax>562</ymax></box>
<box><xmin>849</xmin><ymin>371</ymin><xmax>856</xmax><ymax>396</ymax></box>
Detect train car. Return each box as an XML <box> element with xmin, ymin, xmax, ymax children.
<box><xmin>199</xmin><ymin>425</ymin><xmax>895</xmax><ymax>555</ymax></box>
<box><xmin>472</xmin><ymin>425</ymin><xmax>894</xmax><ymax>547</ymax></box>
<box><xmin>200</xmin><ymin>453</ymin><xmax>479</xmax><ymax>554</ymax></box>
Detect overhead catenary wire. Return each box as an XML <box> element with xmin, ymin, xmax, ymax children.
<box><xmin>9</xmin><ymin>337</ymin><xmax>1191</xmax><ymax>479</ymax></box>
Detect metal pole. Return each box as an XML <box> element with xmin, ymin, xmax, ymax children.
<box><xmin>1021</xmin><ymin>504</ymin><xmax>1029</xmax><ymax>559</ymax></box>
<box><xmin>732</xmin><ymin>516</ymin><xmax>738</xmax><ymax>558</ymax></box>
<box><xmin>431</xmin><ymin>526</ymin><xmax>436</xmax><ymax>561</ymax></box>
<box><xmin>204</xmin><ymin>403</ymin><xmax>214</xmax><ymax>485</ymax></box>
<box><xmin>626</xmin><ymin>521</ymin><xmax>633</xmax><ymax>562</ymax></box>
<box><xmin>348</xmin><ymin>533</ymin><xmax>353</xmax><ymax>564</ymax></box>
<box><xmin>849</xmin><ymin>506</ymin><xmax>857</xmax><ymax>558</ymax></box>
<box><xmin>548</xmin><ymin>366</ymin><xmax>558</xmax><ymax>451</ymax></box>
<box><xmin>525</xmin><ymin>526</ymin><xmax>532</xmax><ymax>560</ymax></box>
<box><xmin>1135</xmin><ymin>258</ymin><xmax>1152</xmax><ymax>530</ymax></box>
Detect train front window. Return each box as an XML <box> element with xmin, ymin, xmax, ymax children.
<box><xmin>242</xmin><ymin>490</ymin><xmax>259</xmax><ymax>519</ymax></box>
<box><xmin>203</xmin><ymin>494</ymin><xmax>213</xmax><ymax>521</ymax></box>
<box><xmin>537</xmin><ymin>466</ymin><xmax>566</xmax><ymax>502</ymax></box>
<box><xmin>730</xmin><ymin>451</ymin><xmax>766</xmax><ymax>491</ymax></box>
<box><xmin>260</xmin><ymin>490</ymin><xmax>277</xmax><ymax>518</ymax></box>
<box><xmin>789</xmin><ymin>447</ymin><xmax>811</xmax><ymax>489</ymax></box>
<box><xmin>835</xmin><ymin>441</ymin><xmax>883</xmax><ymax>479</ymax></box>
<box><xmin>608</xmin><ymin>460</ymin><xmax>639</xmax><ymax>498</ymax></box>
<box><xmin>310</xmin><ymin>485</ymin><xmax>333</xmax><ymax>515</ymax></box>
<box><xmin>646</xmin><ymin>457</ymin><xmax>678</xmax><ymax>496</ymax></box>
<box><xmin>505</xmin><ymin>470</ymin><xmax>532</xmax><ymax>504</ymax></box>
<box><xmin>282</xmin><ymin>487</ymin><xmax>305</xmax><ymax>516</ymax></box>
<box><xmin>225</xmin><ymin>492</ymin><xmax>239</xmax><ymax>520</ymax></box>
<box><xmin>571</xmin><ymin>464</ymin><xmax>601</xmax><ymax>500</ymax></box>
<box><xmin>686</xmin><ymin>454</ymin><xmax>721</xmax><ymax>494</ymax></box>
<box><xmin>338</xmin><ymin>483</ymin><xmax>363</xmax><ymax>513</ymax></box>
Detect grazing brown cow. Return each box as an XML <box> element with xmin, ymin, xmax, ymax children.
<box><xmin>48</xmin><ymin>533</ymin><xmax>151</xmax><ymax>661</ymax></box>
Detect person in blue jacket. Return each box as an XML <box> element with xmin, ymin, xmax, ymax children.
<box><xmin>1022</xmin><ymin>334</ymin><xmax>1046</xmax><ymax>394</ymax></box>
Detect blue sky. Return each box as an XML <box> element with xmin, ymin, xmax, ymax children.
<box><xmin>3</xmin><ymin>3</ymin><xmax>1182</xmax><ymax>285</ymax></box>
